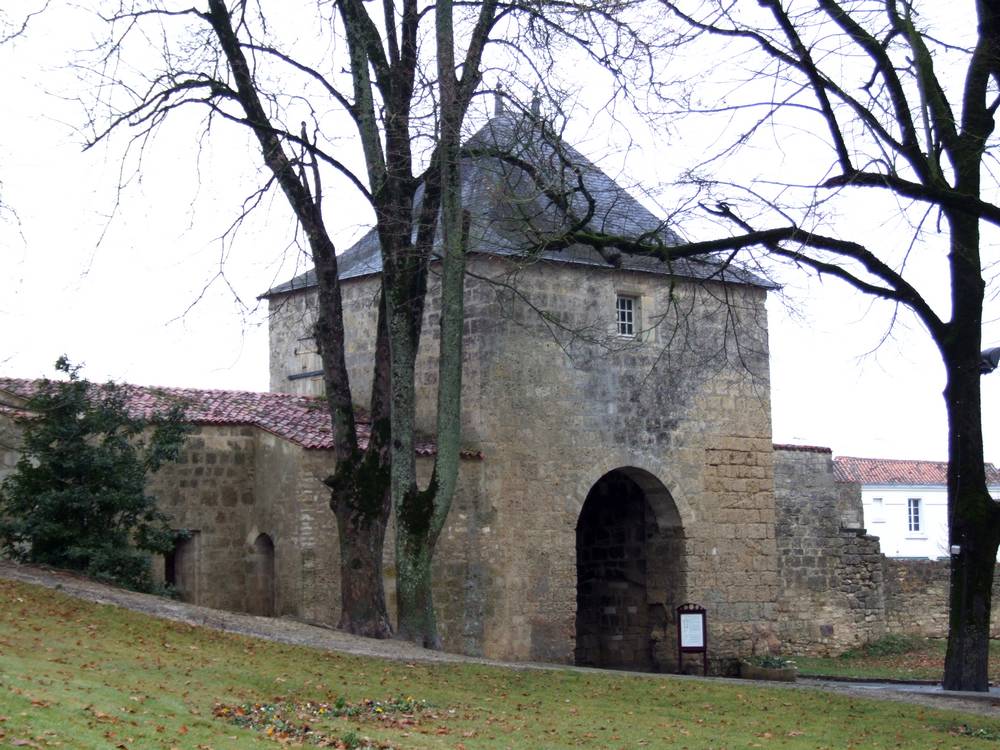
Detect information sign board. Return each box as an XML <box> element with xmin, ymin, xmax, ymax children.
<box><xmin>679</xmin><ymin>612</ymin><xmax>705</xmax><ymax>649</ymax></box>
<box><xmin>676</xmin><ymin>603</ymin><xmax>708</xmax><ymax>675</ymax></box>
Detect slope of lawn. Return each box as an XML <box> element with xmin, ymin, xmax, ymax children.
<box><xmin>2</xmin><ymin>578</ymin><xmax>999</xmax><ymax>749</ymax></box>
<box><xmin>794</xmin><ymin>635</ymin><xmax>1000</xmax><ymax>682</ymax></box>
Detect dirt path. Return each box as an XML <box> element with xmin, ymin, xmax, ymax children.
<box><xmin>3</xmin><ymin>559</ymin><xmax>999</xmax><ymax>719</ymax></box>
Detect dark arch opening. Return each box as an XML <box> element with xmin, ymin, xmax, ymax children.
<box><xmin>575</xmin><ymin>468</ymin><xmax>684</xmax><ymax>671</ymax></box>
<box><xmin>165</xmin><ymin>530</ymin><xmax>200</xmax><ymax>603</ymax></box>
<box><xmin>248</xmin><ymin>533</ymin><xmax>276</xmax><ymax>617</ymax></box>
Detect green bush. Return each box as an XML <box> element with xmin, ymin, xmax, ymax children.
<box><xmin>0</xmin><ymin>357</ymin><xmax>189</xmax><ymax>592</ymax></box>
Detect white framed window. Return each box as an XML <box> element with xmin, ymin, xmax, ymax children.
<box><xmin>616</xmin><ymin>295</ymin><xmax>637</xmax><ymax>337</ymax></box>
<box><xmin>870</xmin><ymin>497</ymin><xmax>884</xmax><ymax>523</ymax></box>
<box><xmin>907</xmin><ymin>498</ymin><xmax>922</xmax><ymax>532</ymax></box>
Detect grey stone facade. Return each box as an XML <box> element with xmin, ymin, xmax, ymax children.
<box><xmin>268</xmin><ymin>251</ymin><xmax>777</xmax><ymax>668</ymax></box>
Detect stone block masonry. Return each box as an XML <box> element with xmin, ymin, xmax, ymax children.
<box><xmin>269</xmin><ymin>255</ymin><xmax>778</xmax><ymax>670</ymax></box>
<box><xmin>774</xmin><ymin>444</ymin><xmax>886</xmax><ymax>655</ymax></box>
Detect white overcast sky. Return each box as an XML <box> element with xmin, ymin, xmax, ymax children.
<box><xmin>2</xmin><ymin>2</ymin><xmax>998</xmax><ymax>464</ymax></box>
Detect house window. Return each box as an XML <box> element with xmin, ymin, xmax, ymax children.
<box><xmin>907</xmin><ymin>498</ymin><xmax>921</xmax><ymax>532</ymax></box>
<box><xmin>870</xmin><ymin>497</ymin><xmax>884</xmax><ymax>523</ymax></box>
<box><xmin>616</xmin><ymin>295</ymin><xmax>637</xmax><ymax>337</ymax></box>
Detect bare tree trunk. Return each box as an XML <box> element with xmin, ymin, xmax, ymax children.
<box><xmin>392</xmin><ymin>0</ymin><xmax>470</xmax><ymax>647</ymax></box>
<box><xmin>385</xmin><ymin>255</ymin><xmax>433</xmax><ymax>644</ymax></box>
<box><xmin>327</xmin><ymin>292</ymin><xmax>393</xmax><ymax>638</ymax></box>
<box><xmin>206</xmin><ymin>0</ymin><xmax>395</xmax><ymax>640</ymax></box>
<box><xmin>942</xmin><ymin>208</ymin><xmax>1000</xmax><ymax>690</ymax></box>
<box><xmin>942</xmin><ymin>363</ymin><xmax>999</xmax><ymax>690</ymax></box>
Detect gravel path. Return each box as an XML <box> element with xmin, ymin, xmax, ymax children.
<box><xmin>3</xmin><ymin>559</ymin><xmax>999</xmax><ymax>719</ymax></box>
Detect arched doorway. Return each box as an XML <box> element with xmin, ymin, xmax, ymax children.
<box><xmin>247</xmin><ymin>533</ymin><xmax>276</xmax><ymax>617</ymax></box>
<box><xmin>165</xmin><ymin>530</ymin><xmax>200</xmax><ymax>603</ymax></box>
<box><xmin>575</xmin><ymin>468</ymin><xmax>684</xmax><ymax>671</ymax></box>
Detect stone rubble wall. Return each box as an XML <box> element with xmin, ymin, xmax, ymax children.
<box><xmin>881</xmin><ymin>557</ymin><xmax>1000</xmax><ymax>638</ymax></box>
<box><xmin>774</xmin><ymin>445</ymin><xmax>886</xmax><ymax>655</ymax></box>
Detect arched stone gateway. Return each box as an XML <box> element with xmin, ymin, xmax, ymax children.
<box><xmin>248</xmin><ymin>533</ymin><xmax>276</xmax><ymax>617</ymax></box>
<box><xmin>575</xmin><ymin>467</ymin><xmax>684</xmax><ymax>671</ymax></box>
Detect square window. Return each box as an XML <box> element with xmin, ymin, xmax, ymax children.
<box><xmin>907</xmin><ymin>498</ymin><xmax>921</xmax><ymax>532</ymax></box>
<box><xmin>616</xmin><ymin>295</ymin><xmax>637</xmax><ymax>337</ymax></box>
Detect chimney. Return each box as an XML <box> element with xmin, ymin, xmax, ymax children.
<box><xmin>494</xmin><ymin>84</ymin><xmax>504</xmax><ymax>116</ymax></box>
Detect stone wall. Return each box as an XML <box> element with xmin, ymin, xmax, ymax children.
<box><xmin>773</xmin><ymin>445</ymin><xmax>886</xmax><ymax>655</ymax></box>
<box><xmin>882</xmin><ymin>558</ymin><xmax>1000</xmax><ymax>639</ymax></box>
<box><xmin>473</xmin><ymin>259</ymin><xmax>775</xmax><ymax>668</ymax></box>
<box><xmin>0</xmin><ymin>412</ymin><xmax>22</xmax><ymax>487</ymax></box>
<box><xmin>774</xmin><ymin>444</ymin><xmax>1000</xmax><ymax>650</ymax></box>
<box><xmin>268</xmin><ymin>256</ymin><xmax>777</xmax><ymax>669</ymax></box>
<box><xmin>268</xmin><ymin>266</ymin><xmax>488</xmax><ymax>444</ymax></box>
<box><xmin>147</xmin><ymin>425</ymin><xmax>259</xmax><ymax>612</ymax></box>
<box><xmin>150</xmin><ymin>427</ymin><xmax>343</xmax><ymax>628</ymax></box>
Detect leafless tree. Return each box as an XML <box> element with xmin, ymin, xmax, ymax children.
<box><xmin>80</xmin><ymin>0</ymin><xmax>650</xmax><ymax>646</ymax></box>
<box><xmin>80</xmin><ymin>0</ymin><xmax>509</xmax><ymax>643</ymax></box>
<box><xmin>603</xmin><ymin>0</ymin><xmax>1000</xmax><ymax>691</ymax></box>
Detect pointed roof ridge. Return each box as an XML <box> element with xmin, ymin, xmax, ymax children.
<box><xmin>261</xmin><ymin>111</ymin><xmax>772</xmax><ymax>299</ymax></box>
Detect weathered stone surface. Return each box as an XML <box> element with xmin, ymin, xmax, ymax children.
<box><xmin>774</xmin><ymin>445</ymin><xmax>887</xmax><ymax>655</ymax></box>
<box><xmin>270</xmin><ymin>256</ymin><xmax>776</xmax><ymax>669</ymax></box>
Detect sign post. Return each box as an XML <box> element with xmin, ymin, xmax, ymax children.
<box><xmin>676</xmin><ymin>603</ymin><xmax>708</xmax><ymax>676</ymax></box>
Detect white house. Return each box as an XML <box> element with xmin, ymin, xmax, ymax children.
<box><xmin>833</xmin><ymin>456</ymin><xmax>1000</xmax><ymax>559</ymax></box>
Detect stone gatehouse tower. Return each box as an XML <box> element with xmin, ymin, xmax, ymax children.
<box><xmin>263</xmin><ymin>111</ymin><xmax>779</xmax><ymax>669</ymax></box>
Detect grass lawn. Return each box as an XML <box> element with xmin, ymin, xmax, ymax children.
<box><xmin>2</xmin><ymin>580</ymin><xmax>1000</xmax><ymax>749</ymax></box>
<box><xmin>794</xmin><ymin>637</ymin><xmax>1000</xmax><ymax>682</ymax></box>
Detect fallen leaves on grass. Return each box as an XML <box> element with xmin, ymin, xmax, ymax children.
<box><xmin>213</xmin><ymin>696</ymin><xmax>436</xmax><ymax>747</ymax></box>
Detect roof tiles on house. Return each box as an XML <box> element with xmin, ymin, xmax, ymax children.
<box><xmin>833</xmin><ymin>455</ymin><xmax>1000</xmax><ymax>485</ymax></box>
<box><xmin>0</xmin><ymin>377</ymin><xmax>483</xmax><ymax>459</ymax></box>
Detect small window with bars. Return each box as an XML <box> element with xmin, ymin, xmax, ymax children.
<box><xmin>907</xmin><ymin>497</ymin><xmax>921</xmax><ymax>532</ymax></box>
<box><xmin>616</xmin><ymin>295</ymin><xmax>637</xmax><ymax>337</ymax></box>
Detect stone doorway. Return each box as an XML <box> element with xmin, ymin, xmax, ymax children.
<box><xmin>575</xmin><ymin>468</ymin><xmax>684</xmax><ymax>671</ymax></box>
<box><xmin>165</xmin><ymin>531</ymin><xmax>200</xmax><ymax>603</ymax></box>
<box><xmin>248</xmin><ymin>533</ymin><xmax>276</xmax><ymax>617</ymax></box>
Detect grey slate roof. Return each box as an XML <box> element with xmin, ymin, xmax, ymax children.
<box><xmin>261</xmin><ymin>113</ymin><xmax>771</xmax><ymax>298</ymax></box>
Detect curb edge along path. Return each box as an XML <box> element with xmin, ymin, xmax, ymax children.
<box><xmin>1</xmin><ymin>560</ymin><xmax>998</xmax><ymax>718</ymax></box>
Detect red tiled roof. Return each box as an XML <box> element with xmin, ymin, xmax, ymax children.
<box><xmin>833</xmin><ymin>455</ymin><xmax>1000</xmax><ymax>486</ymax></box>
<box><xmin>0</xmin><ymin>377</ymin><xmax>483</xmax><ymax>459</ymax></box>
